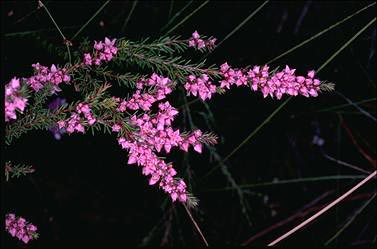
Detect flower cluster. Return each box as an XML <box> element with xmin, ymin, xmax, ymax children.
<box><xmin>188</xmin><ymin>31</ymin><xmax>216</xmax><ymax>50</ymax></box>
<box><xmin>26</xmin><ymin>63</ymin><xmax>71</xmax><ymax>93</ymax></box>
<box><xmin>117</xmin><ymin>73</ymin><xmax>173</xmax><ymax>112</ymax></box>
<box><xmin>112</xmin><ymin>74</ymin><xmax>216</xmax><ymax>202</ymax></box>
<box><xmin>5</xmin><ymin>213</ymin><xmax>38</xmax><ymax>244</ymax></box>
<box><xmin>4</xmin><ymin>37</ymin><xmax>119</xmax><ymax>124</ymax></box>
<box><xmin>5</xmin><ymin>77</ymin><xmax>28</xmax><ymax>122</ymax></box>
<box><xmin>118</xmin><ymin>137</ymin><xmax>188</xmax><ymax>202</ymax></box>
<box><xmin>183</xmin><ymin>63</ymin><xmax>322</xmax><ymax>102</ymax></box>
<box><xmin>127</xmin><ymin>102</ymin><xmax>205</xmax><ymax>154</ymax></box>
<box><xmin>219</xmin><ymin>62</ymin><xmax>248</xmax><ymax>89</ymax></box>
<box><xmin>83</xmin><ymin>37</ymin><xmax>118</xmax><ymax>66</ymax></box>
<box><xmin>184</xmin><ymin>74</ymin><xmax>217</xmax><ymax>101</ymax></box>
<box><xmin>57</xmin><ymin>103</ymin><xmax>96</xmax><ymax>134</ymax></box>
<box><xmin>219</xmin><ymin>63</ymin><xmax>321</xmax><ymax>99</ymax></box>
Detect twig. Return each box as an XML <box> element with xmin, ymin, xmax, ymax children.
<box><xmin>201</xmin><ymin>96</ymin><xmax>291</xmax><ymax>180</ymax></box>
<box><xmin>323</xmin><ymin>153</ymin><xmax>372</xmax><ymax>174</ymax></box>
<box><xmin>160</xmin><ymin>206</ymin><xmax>174</xmax><ymax>246</ymax></box>
<box><xmin>183</xmin><ymin>204</ymin><xmax>209</xmax><ymax>247</ymax></box>
<box><xmin>341</xmin><ymin>118</ymin><xmax>377</xmax><ymax>167</ymax></box>
<box><xmin>242</xmin><ymin>191</ymin><xmax>373</xmax><ymax>245</ymax></box>
<box><xmin>120</xmin><ymin>0</ymin><xmax>138</xmax><ymax>34</ymax></box>
<box><xmin>165</xmin><ymin>0</ymin><xmax>209</xmax><ymax>35</ymax></box>
<box><xmin>14</xmin><ymin>6</ymin><xmax>40</xmax><ymax>24</ymax></box>
<box><xmin>316</xmin><ymin>17</ymin><xmax>376</xmax><ymax>73</ymax></box>
<box><xmin>242</xmin><ymin>190</ymin><xmax>333</xmax><ymax>246</ymax></box>
<box><xmin>161</xmin><ymin>0</ymin><xmax>193</xmax><ymax>32</ymax></box>
<box><xmin>204</xmin><ymin>175</ymin><xmax>365</xmax><ymax>192</ymax></box>
<box><xmin>206</xmin><ymin>0</ymin><xmax>269</xmax><ymax>55</ymax></box>
<box><xmin>71</xmin><ymin>0</ymin><xmax>111</xmax><ymax>40</ymax></box>
<box><xmin>38</xmin><ymin>0</ymin><xmax>72</xmax><ymax>64</ymax></box>
<box><xmin>267</xmin><ymin>170</ymin><xmax>377</xmax><ymax>246</ymax></box>
<box><xmin>325</xmin><ymin>193</ymin><xmax>376</xmax><ymax>245</ymax></box>
<box><xmin>267</xmin><ymin>2</ymin><xmax>376</xmax><ymax>64</ymax></box>
<box><xmin>336</xmin><ymin>91</ymin><xmax>376</xmax><ymax>122</ymax></box>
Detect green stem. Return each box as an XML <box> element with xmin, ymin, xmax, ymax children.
<box><xmin>120</xmin><ymin>0</ymin><xmax>138</xmax><ymax>33</ymax></box>
<box><xmin>316</xmin><ymin>17</ymin><xmax>376</xmax><ymax>73</ymax></box>
<box><xmin>165</xmin><ymin>0</ymin><xmax>209</xmax><ymax>35</ymax></box>
<box><xmin>204</xmin><ymin>175</ymin><xmax>366</xmax><ymax>192</ymax></box>
<box><xmin>201</xmin><ymin>96</ymin><xmax>291</xmax><ymax>180</ymax></box>
<box><xmin>72</xmin><ymin>0</ymin><xmax>111</xmax><ymax>40</ymax></box>
<box><xmin>38</xmin><ymin>0</ymin><xmax>72</xmax><ymax>64</ymax></box>
<box><xmin>324</xmin><ymin>193</ymin><xmax>376</xmax><ymax>245</ymax></box>
<box><xmin>267</xmin><ymin>2</ymin><xmax>376</xmax><ymax>64</ymax></box>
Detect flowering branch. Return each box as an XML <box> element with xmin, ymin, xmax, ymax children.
<box><xmin>5</xmin><ymin>161</ymin><xmax>35</xmax><ymax>181</ymax></box>
<box><xmin>5</xmin><ymin>214</ymin><xmax>39</xmax><ymax>244</ymax></box>
<box><xmin>4</xmin><ymin>30</ymin><xmax>335</xmax><ymax>243</ymax></box>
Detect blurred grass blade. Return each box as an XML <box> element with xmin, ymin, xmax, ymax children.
<box><xmin>335</xmin><ymin>90</ymin><xmax>376</xmax><ymax>122</ymax></box>
<box><xmin>325</xmin><ymin>193</ymin><xmax>376</xmax><ymax>246</ymax></box>
<box><xmin>165</xmin><ymin>0</ymin><xmax>209</xmax><ymax>35</ymax></box>
<box><xmin>323</xmin><ymin>153</ymin><xmax>372</xmax><ymax>175</ymax></box>
<box><xmin>5</xmin><ymin>26</ymin><xmax>80</xmax><ymax>38</ymax></box>
<box><xmin>315</xmin><ymin>97</ymin><xmax>376</xmax><ymax>112</ymax></box>
<box><xmin>316</xmin><ymin>17</ymin><xmax>376</xmax><ymax>73</ymax></box>
<box><xmin>267</xmin><ymin>2</ymin><xmax>376</xmax><ymax>64</ymax></box>
<box><xmin>14</xmin><ymin>7</ymin><xmax>40</xmax><ymax>24</ymax></box>
<box><xmin>205</xmin><ymin>175</ymin><xmax>366</xmax><ymax>192</ymax></box>
<box><xmin>200</xmin><ymin>0</ymin><xmax>269</xmax><ymax>61</ymax></box>
<box><xmin>208</xmin><ymin>0</ymin><xmax>269</xmax><ymax>54</ymax></box>
<box><xmin>38</xmin><ymin>0</ymin><xmax>71</xmax><ymax>64</ymax></box>
<box><xmin>120</xmin><ymin>0</ymin><xmax>139</xmax><ymax>34</ymax></box>
<box><xmin>72</xmin><ymin>0</ymin><xmax>110</xmax><ymax>40</ymax></box>
<box><xmin>268</xmin><ymin>171</ymin><xmax>376</xmax><ymax>246</ymax></box>
<box><xmin>168</xmin><ymin>0</ymin><xmax>175</xmax><ymax>20</ymax></box>
<box><xmin>202</xmin><ymin>14</ymin><xmax>377</xmax><ymax>180</ymax></box>
<box><xmin>201</xmin><ymin>96</ymin><xmax>291</xmax><ymax>180</ymax></box>
<box><xmin>161</xmin><ymin>0</ymin><xmax>193</xmax><ymax>32</ymax></box>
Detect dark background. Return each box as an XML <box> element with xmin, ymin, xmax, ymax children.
<box><xmin>2</xmin><ymin>0</ymin><xmax>376</xmax><ymax>247</ymax></box>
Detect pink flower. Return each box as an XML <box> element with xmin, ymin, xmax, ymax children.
<box><xmin>192</xmin><ymin>31</ymin><xmax>200</xmax><ymax>39</ymax></box>
<box><xmin>184</xmin><ymin>74</ymin><xmax>217</xmax><ymax>101</ymax></box>
<box><xmin>188</xmin><ymin>31</ymin><xmax>217</xmax><ymax>50</ymax></box>
<box><xmin>10</xmin><ymin>77</ymin><xmax>20</xmax><ymax>89</ymax></box>
<box><xmin>5</xmin><ymin>77</ymin><xmax>28</xmax><ymax>122</ymax></box>
<box><xmin>58</xmin><ymin>102</ymin><xmax>96</xmax><ymax>134</ymax></box>
<box><xmin>26</xmin><ymin>63</ymin><xmax>71</xmax><ymax>93</ymax></box>
<box><xmin>5</xmin><ymin>214</ymin><xmax>38</xmax><ymax>244</ymax></box>
<box><xmin>188</xmin><ymin>39</ymin><xmax>196</xmax><ymax>47</ymax></box>
<box><xmin>94</xmin><ymin>41</ymin><xmax>103</xmax><ymax>50</ymax></box>
<box><xmin>88</xmin><ymin>37</ymin><xmax>117</xmax><ymax>66</ymax></box>
<box><xmin>197</xmin><ymin>39</ymin><xmax>205</xmax><ymax>49</ymax></box>
<box><xmin>112</xmin><ymin>124</ymin><xmax>122</xmax><ymax>132</ymax></box>
<box><xmin>193</xmin><ymin>143</ymin><xmax>202</xmax><ymax>153</ymax></box>
<box><xmin>83</xmin><ymin>53</ymin><xmax>93</xmax><ymax>65</ymax></box>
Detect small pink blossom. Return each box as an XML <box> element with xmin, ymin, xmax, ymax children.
<box><xmin>83</xmin><ymin>53</ymin><xmax>93</xmax><ymax>65</ymax></box>
<box><xmin>184</xmin><ymin>74</ymin><xmax>217</xmax><ymax>101</ymax></box>
<box><xmin>5</xmin><ymin>77</ymin><xmax>28</xmax><ymax>122</ymax></box>
<box><xmin>26</xmin><ymin>63</ymin><xmax>71</xmax><ymax>93</ymax></box>
<box><xmin>116</xmin><ymin>74</ymin><xmax>174</xmax><ymax>112</ymax></box>
<box><xmin>57</xmin><ymin>102</ymin><xmax>96</xmax><ymax>134</ymax></box>
<box><xmin>89</xmin><ymin>37</ymin><xmax>118</xmax><ymax>66</ymax></box>
<box><xmin>112</xmin><ymin>124</ymin><xmax>122</xmax><ymax>132</ymax></box>
<box><xmin>188</xmin><ymin>31</ymin><xmax>217</xmax><ymax>50</ymax></box>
